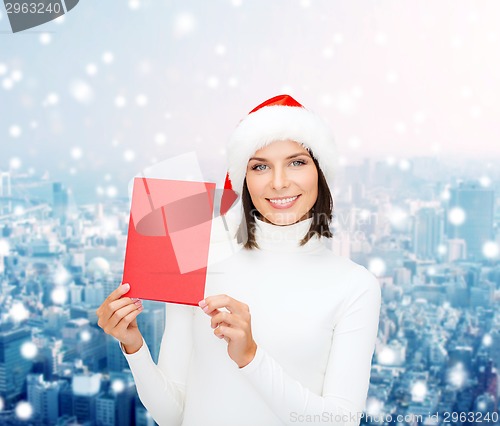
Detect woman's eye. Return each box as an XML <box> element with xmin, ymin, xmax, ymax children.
<box><xmin>291</xmin><ymin>160</ymin><xmax>306</xmax><ymax>166</ymax></box>
<box><xmin>251</xmin><ymin>164</ymin><xmax>267</xmax><ymax>171</ymax></box>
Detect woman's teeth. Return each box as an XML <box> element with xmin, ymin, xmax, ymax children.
<box><xmin>268</xmin><ymin>195</ymin><xmax>298</xmax><ymax>204</ymax></box>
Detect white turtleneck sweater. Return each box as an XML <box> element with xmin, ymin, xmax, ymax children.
<box><xmin>120</xmin><ymin>216</ymin><xmax>382</xmax><ymax>426</ymax></box>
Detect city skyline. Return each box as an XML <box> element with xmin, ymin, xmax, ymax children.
<box><xmin>0</xmin><ymin>154</ymin><xmax>499</xmax><ymax>424</ymax></box>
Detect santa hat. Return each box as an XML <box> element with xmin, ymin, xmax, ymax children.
<box><xmin>224</xmin><ymin>94</ymin><xmax>338</xmax><ymax>197</ymax></box>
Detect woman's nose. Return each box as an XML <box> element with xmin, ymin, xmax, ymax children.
<box><xmin>271</xmin><ymin>168</ymin><xmax>290</xmax><ymax>189</ymax></box>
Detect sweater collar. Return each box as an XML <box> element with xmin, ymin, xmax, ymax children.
<box><xmin>253</xmin><ymin>216</ymin><xmax>326</xmax><ymax>253</ymax></box>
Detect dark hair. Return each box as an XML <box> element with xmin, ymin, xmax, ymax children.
<box><xmin>235</xmin><ymin>151</ymin><xmax>334</xmax><ymax>250</ymax></box>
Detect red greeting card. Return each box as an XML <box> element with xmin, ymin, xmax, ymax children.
<box><xmin>122</xmin><ymin>177</ymin><xmax>216</xmax><ymax>305</ymax></box>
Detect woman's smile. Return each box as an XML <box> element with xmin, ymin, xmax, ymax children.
<box><xmin>265</xmin><ymin>194</ymin><xmax>301</xmax><ymax>209</ymax></box>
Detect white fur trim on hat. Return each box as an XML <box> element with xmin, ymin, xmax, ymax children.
<box><xmin>226</xmin><ymin>104</ymin><xmax>338</xmax><ymax>195</ymax></box>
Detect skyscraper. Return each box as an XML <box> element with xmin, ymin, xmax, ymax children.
<box><xmin>0</xmin><ymin>172</ymin><xmax>12</xmax><ymax>215</ymax></box>
<box><xmin>137</xmin><ymin>302</ymin><xmax>166</xmax><ymax>364</ymax></box>
<box><xmin>106</xmin><ymin>335</ymin><xmax>129</xmax><ymax>372</ymax></box>
<box><xmin>446</xmin><ymin>181</ymin><xmax>494</xmax><ymax>261</ymax></box>
<box><xmin>52</xmin><ymin>182</ymin><xmax>69</xmax><ymax>221</ymax></box>
<box><xmin>413</xmin><ymin>207</ymin><xmax>443</xmax><ymax>260</ymax></box>
<box><xmin>27</xmin><ymin>374</ymin><xmax>61</xmax><ymax>424</ymax></box>
<box><xmin>72</xmin><ymin>373</ymin><xmax>101</xmax><ymax>423</ymax></box>
<box><xmin>96</xmin><ymin>374</ymin><xmax>135</xmax><ymax>426</ymax></box>
<box><xmin>0</xmin><ymin>327</ymin><xmax>33</xmax><ymax>405</ymax></box>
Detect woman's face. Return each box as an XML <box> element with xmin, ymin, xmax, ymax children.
<box><xmin>245</xmin><ymin>140</ymin><xmax>318</xmax><ymax>226</ymax></box>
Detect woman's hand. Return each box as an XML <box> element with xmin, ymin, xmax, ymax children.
<box><xmin>198</xmin><ymin>294</ymin><xmax>257</xmax><ymax>368</ymax></box>
<box><xmin>96</xmin><ymin>283</ymin><xmax>144</xmax><ymax>354</ymax></box>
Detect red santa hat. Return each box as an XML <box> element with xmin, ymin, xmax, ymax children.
<box><xmin>224</xmin><ymin>94</ymin><xmax>338</xmax><ymax>197</ymax></box>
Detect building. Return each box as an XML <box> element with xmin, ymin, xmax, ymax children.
<box><xmin>412</xmin><ymin>208</ymin><xmax>443</xmax><ymax>260</ymax></box>
<box><xmin>27</xmin><ymin>374</ymin><xmax>62</xmax><ymax>424</ymax></box>
<box><xmin>72</xmin><ymin>373</ymin><xmax>101</xmax><ymax>423</ymax></box>
<box><xmin>107</xmin><ymin>335</ymin><xmax>129</xmax><ymax>373</ymax></box>
<box><xmin>0</xmin><ymin>172</ymin><xmax>12</xmax><ymax>215</ymax></box>
<box><xmin>96</xmin><ymin>374</ymin><xmax>135</xmax><ymax>426</ymax></box>
<box><xmin>52</xmin><ymin>182</ymin><xmax>69</xmax><ymax>222</ymax></box>
<box><xmin>447</xmin><ymin>239</ymin><xmax>467</xmax><ymax>262</ymax></box>
<box><xmin>0</xmin><ymin>327</ymin><xmax>33</xmax><ymax>406</ymax></box>
<box><xmin>137</xmin><ymin>302</ymin><xmax>166</xmax><ymax>364</ymax></box>
<box><xmin>445</xmin><ymin>181</ymin><xmax>494</xmax><ymax>261</ymax></box>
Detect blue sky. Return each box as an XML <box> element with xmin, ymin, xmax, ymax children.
<box><xmin>1</xmin><ymin>0</ymin><xmax>499</xmax><ymax>202</ymax></box>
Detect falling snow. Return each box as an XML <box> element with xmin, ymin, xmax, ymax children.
<box><xmin>173</xmin><ymin>13</ymin><xmax>196</xmax><ymax>38</ymax></box>
<box><xmin>43</xmin><ymin>92</ymin><xmax>59</xmax><ymax>107</ymax></box>
<box><xmin>106</xmin><ymin>186</ymin><xmax>118</xmax><ymax>197</ymax></box>
<box><xmin>369</xmin><ymin>257</ymin><xmax>386</xmax><ymax>277</ymax></box>
<box><xmin>80</xmin><ymin>330</ymin><xmax>91</xmax><ymax>342</ymax></box>
<box><xmin>448</xmin><ymin>207</ymin><xmax>466</xmax><ymax>226</ymax></box>
<box><xmin>111</xmin><ymin>379</ymin><xmax>125</xmax><ymax>393</ymax></box>
<box><xmin>9</xmin><ymin>125</ymin><xmax>22</xmax><ymax>138</ymax></box>
<box><xmin>15</xmin><ymin>401</ymin><xmax>33</xmax><ymax>420</ymax></box>
<box><xmin>398</xmin><ymin>159</ymin><xmax>410</xmax><ymax>171</ymax></box>
<box><xmin>482</xmin><ymin>241</ymin><xmax>499</xmax><ymax>259</ymax></box>
<box><xmin>70</xmin><ymin>80</ymin><xmax>94</xmax><ymax>104</ymax></box>
<box><xmin>9</xmin><ymin>302</ymin><xmax>29</xmax><ymax>322</ymax></box>
<box><xmin>123</xmin><ymin>150</ymin><xmax>135</xmax><ymax>162</ymax></box>
<box><xmin>129</xmin><ymin>0</ymin><xmax>141</xmax><ymax>10</ymax></box>
<box><xmin>135</xmin><ymin>94</ymin><xmax>148</xmax><ymax>107</ymax></box>
<box><xmin>51</xmin><ymin>287</ymin><xmax>68</xmax><ymax>305</ymax></box>
<box><xmin>86</xmin><ymin>63</ymin><xmax>98</xmax><ymax>76</ymax></box>
<box><xmin>39</xmin><ymin>33</ymin><xmax>51</xmax><ymax>45</ymax></box>
<box><xmin>11</xmin><ymin>70</ymin><xmax>22</xmax><ymax>82</ymax></box>
<box><xmin>366</xmin><ymin>397</ymin><xmax>383</xmax><ymax>416</ymax></box>
<box><xmin>115</xmin><ymin>96</ymin><xmax>127</xmax><ymax>108</ymax></box>
<box><xmin>207</xmin><ymin>76</ymin><xmax>219</xmax><ymax>89</ymax></box>
<box><xmin>102</xmin><ymin>52</ymin><xmax>114</xmax><ymax>64</ymax></box>
<box><xmin>377</xmin><ymin>346</ymin><xmax>396</xmax><ymax>365</ymax></box>
<box><xmin>0</xmin><ymin>239</ymin><xmax>10</xmax><ymax>256</ymax></box>
<box><xmin>154</xmin><ymin>133</ymin><xmax>166</xmax><ymax>145</ymax></box>
<box><xmin>54</xmin><ymin>267</ymin><xmax>71</xmax><ymax>285</ymax></box>
<box><xmin>71</xmin><ymin>147</ymin><xmax>83</xmax><ymax>160</ymax></box>
<box><xmin>10</xmin><ymin>157</ymin><xmax>22</xmax><ymax>169</ymax></box>
<box><xmin>20</xmin><ymin>342</ymin><xmax>38</xmax><ymax>360</ymax></box>
<box><xmin>388</xmin><ymin>207</ymin><xmax>408</xmax><ymax>230</ymax></box>
<box><xmin>482</xmin><ymin>334</ymin><xmax>492</xmax><ymax>346</ymax></box>
<box><xmin>214</xmin><ymin>44</ymin><xmax>226</xmax><ymax>56</ymax></box>
<box><xmin>411</xmin><ymin>381</ymin><xmax>427</xmax><ymax>402</ymax></box>
<box><xmin>448</xmin><ymin>363</ymin><xmax>467</xmax><ymax>388</ymax></box>
<box><xmin>2</xmin><ymin>78</ymin><xmax>13</xmax><ymax>90</ymax></box>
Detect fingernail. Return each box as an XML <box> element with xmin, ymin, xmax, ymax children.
<box><xmin>198</xmin><ymin>299</ymin><xmax>207</xmax><ymax>308</ymax></box>
<box><xmin>203</xmin><ymin>306</ymin><xmax>209</xmax><ymax>313</ymax></box>
<box><xmin>134</xmin><ymin>300</ymin><xmax>142</xmax><ymax>306</ymax></box>
<box><xmin>131</xmin><ymin>297</ymin><xmax>139</xmax><ymax>301</ymax></box>
<box><xmin>138</xmin><ymin>305</ymin><xmax>143</xmax><ymax>310</ymax></box>
<box><xmin>122</xmin><ymin>283</ymin><xmax>130</xmax><ymax>290</ymax></box>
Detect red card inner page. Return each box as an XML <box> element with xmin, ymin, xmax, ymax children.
<box><xmin>122</xmin><ymin>177</ymin><xmax>216</xmax><ymax>305</ymax></box>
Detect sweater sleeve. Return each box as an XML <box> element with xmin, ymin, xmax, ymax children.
<box><xmin>119</xmin><ymin>302</ymin><xmax>195</xmax><ymax>426</ymax></box>
<box><xmin>238</xmin><ymin>269</ymin><xmax>382</xmax><ymax>426</ymax></box>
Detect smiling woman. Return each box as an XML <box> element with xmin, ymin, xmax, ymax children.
<box><xmin>246</xmin><ymin>140</ymin><xmax>319</xmax><ymax>225</ymax></box>
<box><xmin>97</xmin><ymin>94</ymin><xmax>382</xmax><ymax>426</ymax></box>
<box><xmin>240</xmin><ymin>138</ymin><xmax>334</xmax><ymax>249</ymax></box>
<box><xmin>226</xmin><ymin>95</ymin><xmax>337</xmax><ymax>251</ymax></box>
